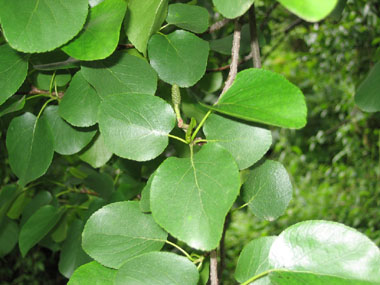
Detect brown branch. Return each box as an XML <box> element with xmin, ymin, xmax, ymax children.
<box><xmin>210</xmin><ymin>250</ymin><xmax>219</xmax><ymax>285</ymax></box>
<box><xmin>249</xmin><ymin>4</ymin><xmax>262</xmax><ymax>68</ymax></box>
<box><xmin>29</xmin><ymin>86</ymin><xmax>64</xmax><ymax>99</ymax></box>
<box><xmin>118</xmin><ymin>43</ymin><xmax>135</xmax><ymax>49</ymax></box>
<box><xmin>219</xmin><ymin>213</ymin><xmax>231</xmax><ymax>279</ymax></box>
<box><xmin>208</xmin><ymin>18</ymin><xmax>230</xmax><ymax>33</ymax></box>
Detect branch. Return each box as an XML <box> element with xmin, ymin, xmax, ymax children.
<box><xmin>28</xmin><ymin>86</ymin><xmax>64</xmax><ymax>99</ymax></box>
<box><xmin>210</xmin><ymin>250</ymin><xmax>219</xmax><ymax>285</ymax></box>
<box><xmin>249</xmin><ymin>4</ymin><xmax>261</xmax><ymax>68</ymax></box>
<box><xmin>219</xmin><ymin>213</ymin><xmax>231</xmax><ymax>279</ymax></box>
<box><xmin>208</xmin><ymin>18</ymin><xmax>230</xmax><ymax>33</ymax></box>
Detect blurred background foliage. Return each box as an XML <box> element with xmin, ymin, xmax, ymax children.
<box><xmin>1</xmin><ymin>0</ymin><xmax>379</xmax><ymax>284</ymax></box>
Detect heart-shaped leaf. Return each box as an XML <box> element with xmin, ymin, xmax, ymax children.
<box><xmin>0</xmin><ymin>45</ymin><xmax>28</xmax><ymax>105</ymax></box>
<box><xmin>6</xmin><ymin>112</ymin><xmax>55</xmax><ymax>186</ymax></box>
<box><xmin>62</xmin><ymin>0</ymin><xmax>127</xmax><ymax>60</ymax></box>
<box><xmin>148</xmin><ymin>30</ymin><xmax>209</xmax><ymax>87</ymax></box>
<box><xmin>268</xmin><ymin>220</ymin><xmax>380</xmax><ymax>284</ymax></box>
<box><xmin>0</xmin><ymin>0</ymin><xmax>88</xmax><ymax>52</ymax></box>
<box><xmin>212</xmin><ymin>0</ymin><xmax>254</xmax><ymax>19</ymax></box>
<box><xmin>167</xmin><ymin>4</ymin><xmax>209</xmax><ymax>33</ymax></box>
<box><xmin>43</xmin><ymin>106</ymin><xmax>96</xmax><ymax>155</ymax></box>
<box><xmin>124</xmin><ymin>0</ymin><xmax>168</xmax><ymax>54</ymax></box>
<box><xmin>81</xmin><ymin>52</ymin><xmax>158</xmax><ymax>97</ymax></box>
<box><xmin>235</xmin><ymin>237</ymin><xmax>276</xmax><ymax>285</ymax></box>
<box><xmin>98</xmin><ymin>93</ymin><xmax>176</xmax><ymax>161</ymax></box>
<box><xmin>82</xmin><ymin>201</ymin><xmax>168</xmax><ymax>269</ymax></box>
<box><xmin>68</xmin><ymin>261</ymin><xmax>116</xmax><ymax>285</ymax></box>
<box><xmin>115</xmin><ymin>252</ymin><xmax>199</xmax><ymax>284</ymax></box>
<box><xmin>277</xmin><ymin>0</ymin><xmax>339</xmax><ymax>22</ymax></box>
<box><xmin>242</xmin><ymin>160</ymin><xmax>292</xmax><ymax>221</ymax></box>
<box><xmin>355</xmin><ymin>61</ymin><xmax>380</xmax><ymax>113</ymax></box>
<box><xmin>209</xmin><ymin>69</ymin><xmax>307</xmax><ymax>129</ymax></box>
<box><xmin>151</xmin><ymin>143</ymin><xmax>240</xmax><ymax>250</ymax></box>
<box><xmin>203</xmin><ymin>114</ymin><xmax>272</xmax><ymax>170</ymax></box>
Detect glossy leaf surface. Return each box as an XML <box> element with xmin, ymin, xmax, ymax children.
<box><xmin>277</xmin><ymin>0</ymin><xmax>338</xmax><ymax>22</ymax></box>
<box><xmin>0</xmin><ymin>45</ymin><xmax>28</xmax><ymax>105</ymax></box>
<box><xmin>242</xmin><ymin>160</ymin><xmax>292</xmax><ymax>221</ymax></box>
<box><xmin>44</xmin><ymin>106</ymin><xmax>96</xmax><ymax>155</ymax></box>
<box><xmin>167</xmin><ymin>4</ymin><xmax>209</xmax><ymax>33</ymax></box>
<box><xmin>355</xmin><ymin>61</ymin><xmax>380</xmax><ymax>112</ymax></box>
<box><xmin>148</xmin><ymin>30</ymin><xmax>209</xmax><ymax>87</ymax></box>
<box><xmin>124</xmin><ymin>0</ymin><xmax>168</xmax><ymax>54</ymax></box>
<box><xmin>82</xmin><ymin>201</ymin><xmax>167</xmax><ymax>269</ymax></box>
<box><xmin>6</xmin><ymin>113</ymin><xmax>54</xmax><ymax>186</ymax></box>
<box><xmin>81</xmin><ymin>52</ymin><xmax>157</xmax><ymax>97</ymax></box>
<box><xmin>98</xmin><ymin>93</ymin><xmax>176</xmax><ymax>161</ymax></box>
<box><xmin>0</xmin><ymin>0</ymin><xmax>88</xmax><ymax>52</ymax></box>
<box><xmin>62</xmin><ymin>0</ymin><xmax>127</xmax><ymax>60</ymax></box>
<box><xmin>151</xmin><ymin>144</ymin><xmax>240</xmax><ymax>250</ymax></box>
<box><xmin>209</xmin><ymin>69</ymin><xmax>307</xmax><ymax>129</ymax></box>
<box><xmin>115</xmin><ymin>252</ymin><xmax>199</xmax><ymax>285</ymax></box>
<box><xmin>68</xmin><ymin>261</ymin><xmax>116</xmax><ymax>285</ymax></box>
<box><xmin>212</xmin><ymin>0</ymin><xmax>254</xmax><ymax>19</ymax></box>
<box><xmin>203</xmin><ymin>114</ymin><xmax>272</xmax><ymax>170</ymax></box>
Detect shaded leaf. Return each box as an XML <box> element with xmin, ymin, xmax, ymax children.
<box><xmin>0</xmin><ymin>96</ymin><xmax>25</xmax><ymax>117</ymax></box>
<box><xmin>84</xmin><ymin>172</ymin><xmax>114</xmax><ymax>200</ymax></box>
<box><xmin>0</xmin><ymin>217</ymin><xmax>19</xmax><ymax>257</ymax></box>
<box><xmin>167</xmin><ymin>4</ymin><xmax>209</xmax><ymax>33</ymax></box>
<box><xmin>21</xmin><ymin>191</ymin><xmax>52</xmax><ymax>226</ymax></box>
<box><xmin>355</xmin><ymin>61</ymin><xmax>380</xmax><ymax>113</ymax></box>
<box><xmin>79</xmin><ymin>132</ymin><xmax>113</xmax><ymax>168</ymax></box>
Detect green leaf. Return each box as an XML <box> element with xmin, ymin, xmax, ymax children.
<box><xmin>212</xmin><ymin>0</ymin><xmax>254</xmax><ymax>19</ymax></box>
<box><xmin>7</xmin><ymin>192</ymin><xmax>31</xmax><ymax>219</ymax></box>
<box><xmin>0</xmin><ymin>185</ymin><xmax>22</xmax><ymax>225</ymax></box>
<box><xmin>6</xmin><ymin>113</ymin><xmax>55</xmax><ymax>186</ymax></box>
<box><xmin>98</xmin><ymin>93</ymin><xmax>176</xmax><ymax>161</ymax></box>
<box><xmin>68</xmin><ymin>261</ymin><xmax>116</xmax><ymax>285</ymax></box>
<box><xmin>43</xmin><ymin>106</ymin><xmax>96</xmax><ymax>155</ymax></box>
<box><xmin>208</xmin><ymin>69</ymin><xmax>307</xmax><ymax>129</ymax></box>
<box><xmin>59</xmin><ymin>71</ymin><xmax>102</xmax><ymax>127</ymax></box>
<box><xmin>82</xmin><ymin>201</ymin><xmax>168</xmax><ymax>269</ymax></box>
<box><xmin>0</xmin><ymin>96</ymin><xmax>25</xmax><ymax>117</ymax></box>
<box><xmin>199</xmin><ymin>72</ymin><xmax>223</xmax><ymax>93</ymax></box>
<box><xmin>0</xmin><ymin>45</ymin><xmax>28</xmax><ymax>105</ymax></box>
<box><xmin>235</xmin><ymin>237</ymin><xmax>276</xmax><ymax>284</ymax></box>
<box><xmin>79</xmin><ymin>132</ymin><xmax>113</xmax><ymax>168</ymax></box>
<box><xmin>148</xmin><ymin>30</ymin><xmax>209</xmax><ymax>87</ymax></box>
<box><xmin>81</xmin><ymin>52</ymin><xmax>158</xmax><ymax>97</ymax></box>
<box><xmin>355</xmin><ymin>61</ymin><xmax>380</xmax><ymax>113</ymax></box>
<box><xmin>31</xmin><ymin>71</ymin><xmax>71</xmax><ymax>90</ymax></box>
<box><xmin>84</xmin><ymin>172</ymin><xmax>114</xmax><ymax>200</ymax></box>
<box><xmin>0</xmin><ymin>0</ymin><xmax>88</xmax><ymax>52</ymax></box>
<box><xmin>19</xmin><ymin>205</ymin><xmax>63</xmax><ymax>257</ymax></box>
<box><xmin>151</xmin><ymin>144</ymin><xmax>240</xmax><ymax>250</ymax></box>
<box><xmin>21</xmin><ymin>191</ymin><xmax>52</xmax><ymax>226</ymax></box>
<box><xmin>242</xmin><ymin>160</ymin><xmax>292</xmax><ymax>221</ymax></box>
<box><xmin>0</xmin><ymin>217</ymin><xmax>19</xmax><ymax>257</ymax></box>
<box><xmin>268</xmin><ymin>220</ymin><xmax>380</xmax><ymax>284</ymax></box>
<box><xmin>140</xmin><ymin>172</ymin><xmax>155</xmax><ymax>213</ymax></box>
<box><xmin>115</xmin><ymin>252</ymin><xmax>199</xmax><ymax>284</ymax></box>
<box><xmin>62</xmin><ymin>0</ymin><xmax>128</xmax><ymax>60</ymax></box>
<box><xmin>59</xmin><ymin>219</ymin><xmax>91</xmax><ymax>278</ymax></box>
<box><xmin>203</xmin><ymin>114</ymin><xmax>272</xmax><ymax>170</ymax></box>
<box><xmin>124</xmin><ymin>0</ymin><xmax>168</xmax><ymax>54</ymax></box>
<box><xmin>277</xmin><ymin>0</ymin><xmax>339</xmax><ymax>22</ymax></box>
<box><xmin>167</xmin><ymin>4</ymin><xmax>209</xmax><ymax>33</ymax></box>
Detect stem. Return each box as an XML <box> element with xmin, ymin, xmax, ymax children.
<box><xmin>26</xmin><ymin>94</ymin><xmax>51</xmax><ymax>101</ymax></box>
<box><xmin>210</xmin><ymin>250</ymin><xmax>219</xmax><ymax>285</ymax></box>
<box><xmin>37</xmin><ymin>98</ymin><xmax>55</xmax><ymax>119</ymax></box>
<box><xmin>232</xmin><ymin>202</ymin><xmax>249</xmax><ymax>212</ymax></box>
<box><xmin>168</xmin><ymin>134</ymin><xmax>188</xmax><ymax>144</ymax></box>
<box><xmin>208</xmin><ymin>18</ymin><xmax>230</xmax><ymax>33</ymax></box>
<box><xmin>191</xmin><ymin>110</ymin><xmax>212</xmax><ymax>141</ymax></box>
<box><xmin>219</xmin><ymin>213</ymin><xmax>231</xmax><ymax>279</ymax></box>
<box><xmin>249</xmin><ymin>4</ymin><xmax>262</xmax><ymax>68</ymax></box>
<box><xmin>160</xmin><ymin>23</ymin><xmax>170</xmax><ymax>30</ymax></box>
<box><xmin>240</xmin><ymin>270</ymin><xmax>272</xmax><ymax>285</ymax></box>
<box><xmin>165</xmin><ymin>240</ymin><xmax>193</xmax><ymax>261</ymax></box>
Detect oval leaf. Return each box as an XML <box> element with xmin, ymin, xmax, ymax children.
<box><xmin>242</xmin><ymin>160</ymin><xmax>292</xmax><ymax>221</ymax></box>
<box><xmin>68</xmin><ymin>261</ymin><xmax>116</xmax><ymax>285</ymax></box>
<box><xmin>124</xmin><ymin>0</ymin><xmax>168</xmax><ymax>54</ymax></box>
<box><xmin>98</xmin><ymin>93</ymin><xmax>176</xmax><ymax>161</ymax></box>
<box><xmin>355</xmin><ymin>61</ymin><xmax>380</xmax><ymax>113</ymax></box>
<box><xmin>81</xmin><ymin>52</ymin><xmax>158</xmax><ymax>97</ymax></box>
<box><xmin>0</xmin><ymin>217</ymin><xmax>19</xmax><ymax>257</ymax></box>
<box><xmin>62</xmin><ymin>0</ymin><xmax>128</xmax><ymax>60</ymax></box>
<box><xmin>6</xmin><ymin>113</ymin><xmax>55</xmax><ymax>186</ymax></box>
<box><xmin>20</xmin><ymin>191</ymin><xmax>52</xmax><ymax>226</ymax></box>
<box><xmin>19</xmin><ymin>205</ymin><xmax>63</xmax><ymax>257</ymax></box>
<box><xmin>59</xmin><ymin>71</ymin><xmax>102</xmax><ymax>127</ymax></box>
<box><xmin>151</xmin><ymin>143</ymin><xmax>240</xmax><ymax>250</ymax></box>
<box><xmin>269</xmin><ymin>220</ymin><xmax>380</xmax><ymax>284</ymax></box>
<box><xmin>115</xmin><ymin>252</ymin><xmax>199</xmax><ymax>285</ymax></box>
<box><xmin>212</xmin><ymin>0</ymin><xmax>254</xmax><ymax>19</ymax></box>
<box><xmin>79</xmin><ymin>132</ymin><xmax>113</xmax><ymax>168</ymax></box>
<box><xmin>0</xmin><ymin>0</ymin><xmax>88</xmax><ymax>52</ymax></box>
<box><xmin>235</xmin><ymin>236</ymin><xmax>277</xmax><ymax>285</ymax></box>
<box><xmin>209</xmin><ymin>69</ymin><xmax>307</xmax><ymax>129</ymax></box>
<box><xmin>44</xmin><ymin>106</ymin><xmax>97</xmax><ymax>155</ymax></box>
<box><xmin>82</xmin><ymin>201</ymin><xmax>168</xmax><ymax>269</ymax></box>
<box><xmin>203</xmin><ymin>114</ymin><xmax>272</xmax><ymax>170</ymax></box>
<box><xmin>148</xmin><ymin>30</ymin><xmax>209</xmax><ymax>87</ymax></box>
<box><xmin>277</xmin><ymin>0</ymin><xmax>338</xmax><ymax>22</ymax></box>
<box><xmin>167</xmin><ymin>4</ymin><xmax>209</xmax><ymax>33</ymax></box>
<box><xmin>0</xmin><ymin>45</ymin><xmax>28</xmax><ymax>105</ymax></box>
